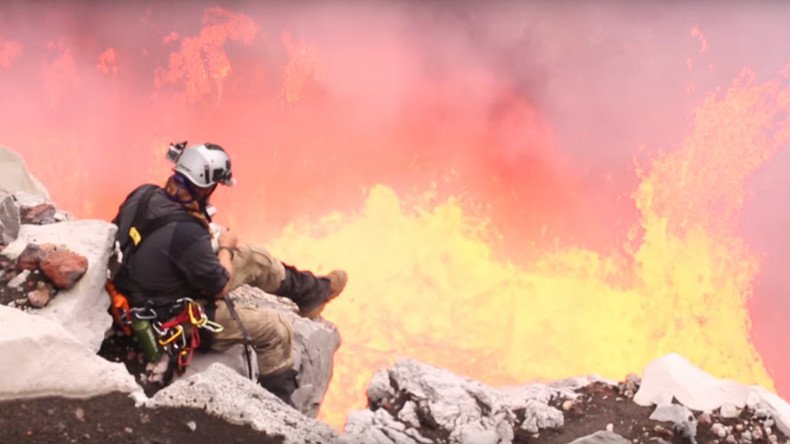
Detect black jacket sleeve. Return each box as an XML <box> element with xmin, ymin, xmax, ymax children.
<box><xmin>170</xmin><ymin>222</ymin><xmax>229</xmax><ymax>299</ymax></box>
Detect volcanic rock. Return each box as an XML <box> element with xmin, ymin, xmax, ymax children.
<box><xmin>230</xmin><ymin>284</ymin><xmax>341</xmax><ymax>418</ymax></box>
<box><xmin>147</xmin><ymin>363</ymin><xmax>338</xmax><ymax>444</ymax></box>
<box><xmin>16</xmin><ymin>243</ymin><xmax>47</xmax><ymax>271</ymax></box>
<box><xmin>2</xmin><ymin>220</ymin><xmax>117</xmax><ymax>351</ymax></box>
<box><xmin>0</xmin><ymin>305</ymin><xmax>139</xmax><ymax>399</ymax></box>
<box><xmin>0</xmin><ymin>147</ymin><xmax>51</xmax><ymax>201</ymax></box>
<box><xmin>39</xmin><ymin>249</ymin><xmax>88</xmax><ymax>290</ymax></box>
<box><xmin>21</xmin><ymin>203</ymin><xmax>56</xmax><ymax>225</ymax></box>
<box><xmin>634</xmin><ymin>353</ymin><xmax>790</xmax><ymax>434</ymax></box>
<box><xmin>569</xmin><ymin>430</ymin><xmax>630</xmax><ymax>444</ymax></box>
<box><xmin>27</xmin><ymin>282</ymin><xmax>53</xmax><ymax>308</ymax></box>
<box><xmin>340</xmin><ymin>358</ymin><xmax>590</xmax><ymax>444</ymax></box>
<box><xmin>0</xmin><ymin>190</ymin><xmax>20</xmax><ymax>244</ymax></box>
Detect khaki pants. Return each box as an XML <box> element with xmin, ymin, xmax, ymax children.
<box><xmin>209</xmin><ymin>245</ymin><xmax>294</xmax><ymax>376</ymax></box>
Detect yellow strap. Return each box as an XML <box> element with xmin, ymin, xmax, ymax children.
<box><xmin>129</xmin><ymin>226</ymin><xmax>142</xmax><ymax>246</ymax></box>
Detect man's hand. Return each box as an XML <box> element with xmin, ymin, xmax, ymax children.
<box><xmin>218</xmin><ymin>227</ymin><xmax>238</xmax><ymax>249</ymax></box>
<box><xmin>217</xmin><ymin>227</ymin><xmax>238</xmax><ymax>299</ymax></box>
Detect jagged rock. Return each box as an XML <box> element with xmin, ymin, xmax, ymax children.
<box><xmin>342</xmin><ymin>359</ymin><xmax>585</xmax><ymax>444</ymax></box>
<box><xmin>721</xmin><ymin>403</ymin><xmax>742</xmax><ymax>419</ymax></box>
<box><xmin>2</xmin><ymin>220</ymin><xmax>116</xmax><ymax>351</ymax></box>
<box><xmin>0</xmin><ymin>305</ymin><xmax>138</xmax><ymax>399</ymax></box>
<box><xmin>633</xmin><ymin>354</ymin><xmax>790</xmax><ymax>435</ymax></box>
<box><xmin>521</xmin><ymin>399</ymin><xmax>564</xmax><ymax>433</ymax></box>
<box><xmin>184</xmin><ymin>344</ymin><xmax>260</xmax><ymax>381</ymax></box>
<box><xmin>40</xmin><ymin>249</ymin><xmax>88</xmax><ymax>290</ymax></box>
<box><xmin>0</xmin><ymin>190</ymin><xmax>20</xmax><ymax>244</ymax></box>
<box><xmin>0</xmin><ymin>147</ymin><xmax>51</xmax><ymax>201</ymax></box>
<box><xmin>569</xmin><ymin>430</ymin><xmax>630</xmax><ymax>444</ymax></box>
<box><xmin>147</xmin><ymin>363</ymin><xmax>338</xmax><ymax>444</ymax></box>
<box><xmin>21</xmin><ymin>203</ymin><xmax>56</xmax><ymax>225</ymax></box>
<box><xmin>231</xmin><ymin>285</ymin><xmax>341</xmax><ymax>418</ymax></box>
<box><xmin>650</xmin><ymin>404</ymin><xmax>693</xmax><ymax>423</ymax></box>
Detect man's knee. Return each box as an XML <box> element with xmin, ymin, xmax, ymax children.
<box><xmin>229</xmin><ymin>244</ymin><xmax>286</xmax><ymax>292</ymax></box>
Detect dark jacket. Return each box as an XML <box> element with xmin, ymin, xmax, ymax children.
<box><xmin>111</xmin><ymin>185</ymin><xmax>229</xmax><ymax>309</ymax></box>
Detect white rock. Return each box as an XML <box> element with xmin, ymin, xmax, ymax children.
<box><xmin>0</xmin><ymin>147</ymin><xmax>51</xmax><ymax>201</ymax></box>
<box><xmin>720</xmin><ymin>403</ymin><xmax>742</xmax><ymax>419</ymax></box>
<box><xmin>367</xmin><ymin>368</ymin><xmax>396</xmax><ymax>404</ymax></box>
<box><xmin>0</xmin><ymin>305</ymin><xmax>139</xmax><ymax>399</ymax></box>
<box><xmin>649</xmin><ymin>404</ymin><xmax>694</xmax><ymax>423</ymax></box>
<box><xmin>521</xmin><ymin>399</ymin><xmax>564</xmax><ymax>433</ymax></box>
<box><xmin>397</xmin><ymin>401</ymin><xmax>421</xmax><ymax>428</ymax></box>
<box><xmin>183</xmin><ymin>344</ymin><xmax>259</xmax><ymax>381</ymax></box>
<box><xmin>148</xmin><ymin>363</ymin><xmax>337</xmax><ymax>444</ymax></box>
<box><xmin>569</xmin><ymin>430</ymin><xmax>630</xmax><ymax>444</ymax></box>
<box><xmin>2</xmin><ymin>220</ymin><xmax>116</xmax><ymax>351</ymax></box>
<box><xmin>0</xmin><ymin>190</ymin><xmax>20</xmax><ymax>244</ymax></box>
<box><xmin>633</xmin><ymin>354</ymin><xmax>790</xmax><ymax>435</ymax></box>
<box><xmin>634</xmin><ymin>353</ymin><xmax>752</xmax><ymax>411</ymax></box>
<box><xmin>7</xmin><ymin>269</ymin><xmax>30</xmax><ymax>288</ymax></box>
<box><xmin>711</xmin><ymin>423</ymin><xmax>727</xmax><ymax>438</ymax></box>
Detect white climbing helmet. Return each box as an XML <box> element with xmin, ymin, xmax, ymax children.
<box><xmin>172</xmin><ymin>143</ymin><xmax>235</xmax><ymax>188</ymax></box>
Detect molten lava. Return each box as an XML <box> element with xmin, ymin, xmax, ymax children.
<box><xmin>0</xmin><ymin>2</ymin><xmax>788</xmax><ymax>431</ymax></box>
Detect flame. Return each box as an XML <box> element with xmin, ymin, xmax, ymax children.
<box><xmin>267</xmin><ymin>71</ymin><xmax>786</xmax><ymax>429</ymax></box>
<box><xmin>155</xmin><ymin>7</ymin><xmax>258</xmax><ymax>102</ymax></box>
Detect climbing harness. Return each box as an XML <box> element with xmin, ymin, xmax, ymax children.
<box><xmin>150</xmin><ymin>298</ymin><xmax>224</xmax><ymax>374</ymax></box>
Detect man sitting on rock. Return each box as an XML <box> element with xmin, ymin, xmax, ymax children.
<box><xmin>109</xmin><ymin>142</ymin><xmax>346</xmax><ymax>404</ymax></box>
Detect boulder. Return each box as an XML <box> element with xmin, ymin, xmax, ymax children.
<box><xmin>0</xmin><ymin>147</ymin><xmax>51</xmax><ymax>200</ymax></box>
<box><xmin>40</xmin><ymin>249</ymin><xmax>88</xmax><ymax>290</ymax></box>
<box><xmin>341</xmin><ymin>359</ymin><xmax>590</xmax><ymax>444</ymax></box>
<box><xmin>230</xmin><ymin>285</ymin><xmax>341</xmax><ymax>418</ymax></box>
<box><xmin>1</xmin><ymin>220</ymin><xmax>116</xmax><ymax>351</ymax></box>
<box><xmin>634</xmin><ymin>353</ymin><xmax>790</xmax><ymax>435</ymax></box>
<box><xmin>0</xmin><ymin>190</ymin><xmax>20</xmax><ymax>244</ymax></box>
<box><xmin>184</xmin><ymin>344</ymin><xmax>260</xmax><ymax>381</ymax></box>
<box><xmin>147</xmin><ymin>363</ymin><xmax>338</xmax><ymax>444</ymax></box>
<box><xmin>569</xmin><ymin>430</ymin><xmax>631</xmax><ymax>444</ymax></box>
<box><xmin>0</xmin><ymin>305</ymin><xmax>139</xmax><ymax>399</ymax></box>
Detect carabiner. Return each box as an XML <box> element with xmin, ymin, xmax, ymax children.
<box><xmin>200</xmin><ymin>319</ymin><xmax>225</xmax><ymax>333</ymax></box>
<box><xmin>158</xmin><ymin>325</ymin><xmax>184</xmax><ymax>346</ymax></box>
<box><xmin>131</xmin><ymin>307</ymin><xmax>158</xmax><ymax>320</ymax></box>
<box><xmin>188</xmin><ymin>302</ymin><xmax>206</xmax><ymax>326</ymax></box>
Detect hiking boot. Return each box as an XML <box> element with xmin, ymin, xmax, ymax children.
<box><xmin>299</xmin><ymin>270</ymin><xmax>347</xmax><ymax>319</ymax></box>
